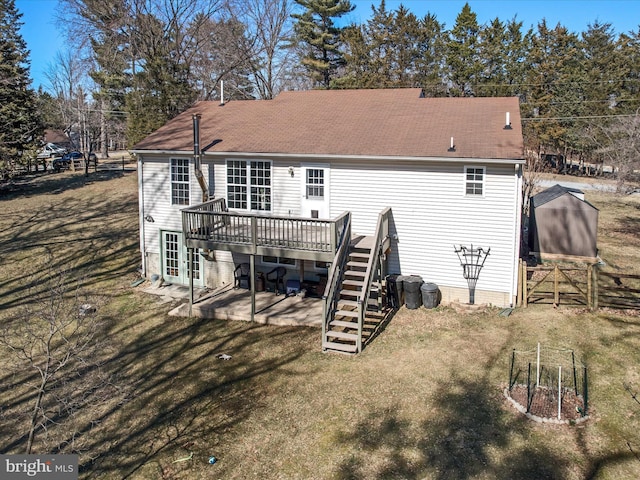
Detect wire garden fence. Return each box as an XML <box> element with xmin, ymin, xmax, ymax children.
<box><xmin>506</xmin><ymin>344</ymin><xmax>589</xmax><ymax>424</ymax></box>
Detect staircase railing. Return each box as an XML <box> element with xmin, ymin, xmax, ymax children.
<box><xmin>356</xmin><ymin>207</ymin><xmax>392</xmax><ymax>352</ymax></box>
<box><xmin>322</xmin><ymin>212</ymin><xmax>351</xmax><ymax>349</ymax></box>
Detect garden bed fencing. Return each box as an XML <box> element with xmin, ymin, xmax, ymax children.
<box><xmin>507</xmin><ymin>344</ymin><xmax>588</xmax><ymax>423</ymax></box>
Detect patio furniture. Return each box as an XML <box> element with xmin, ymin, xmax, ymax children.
<box><xmin>234</xmin><ymin>263</ymin><xmax>250</xmax><ymax>289</ymax></box>
<box><xmin>286</xmin><ymin>279</ymin><xmax>301</xmax><ymax>296</ymax></box>
<box><xmin>266</xmin><ymin>266</ymin><xmax>286</xmax><ymax>295</ymax></box>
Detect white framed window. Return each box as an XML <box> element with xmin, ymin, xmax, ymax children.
<box><xmin>226</xmin><ymin>160</ymin><xmax>271</xmax><ymax>211</ymax></box>
<box><xmin>464</xmin><ymin>166</ymin><xmax>485</xmax><ymax>196</ymax></box>
<box><xmin>306</xmin><ymin>168</ymin><xmax>325</xmax><ymax>199</ymax></box>
<box><xmin>171</xmin><ymin>158</ymin><xmax>190</xmax><ymax>205</ymax></box>
<box><xmin>227</xmin><ymin>159</ymin><xmax>247</xmax><ymax>209</ymax></box>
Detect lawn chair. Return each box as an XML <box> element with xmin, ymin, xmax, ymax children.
<box><xmin>234</xmin><ymin>263</ymin><xmax>250</xmax><ymax>289</ymax></box>
<box><xmin>266</xmin><ymin>266</ymin><xmax>286</xmax><ymax>295</ymax></box>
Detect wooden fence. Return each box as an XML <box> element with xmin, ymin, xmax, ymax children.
<box><xmin>518</xmin><ymin>260</ymin><xmax>640</xmax><ymax>309</ymax></box>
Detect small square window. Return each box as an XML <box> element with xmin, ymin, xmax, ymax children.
<box><xmin>465</xmin><ymin>166</ymin><xmax>484</xmax><ymax>196</ymax></box>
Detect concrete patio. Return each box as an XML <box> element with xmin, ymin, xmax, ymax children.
<box><xmin>144</xmin><ymin>283</ymin><xmax>323</xmax><ymax>328</ymax></box>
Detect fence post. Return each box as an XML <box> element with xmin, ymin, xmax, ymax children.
<box><xmin>587</xmin><ymin>264</ymin><xmax>592</xmax><ymax>309</ymax></box>
<box><xmin>592</xmin><ymin>265</ymin><xmax>599</xmax><ymax>310</ymax></box>
<box><xmin>517</xmin><ymin>259</ymin><xmax>523</xmax><ymax>306</ymax></box>
<box><xmin>557</xmin><ymin>365</ymin><xmax>562</xmax><ymax>420</ymax></box>
<box><xmin>571</xmin><ymin>351</ymin><xmax>578</xmax><ymax>395</ymax></box>
<box><xmin>554</xmin><ymin>265</ymin><xmax>559</xmax><ymax>306</ymax></box>
<box><xmin>522</xmin><ymin>261</ymin><xmax>528</xmax><ymax>307</ymax></box>
<box><xmin>509</xmin><ymin>349</ymin><xmax>516</xmax><ymax>390</ymax></box>
<box><xmin>583</xmin><ymin>365</ymin><xmax>589</xmax><ymax>416</ymax></box>
<box><xmin>527</xmin><ymin>362</ymin><xmax>532</xmax><ymax>413</ymax></box>
<box><xmin>536</xmin><ymin>342</ymin><xmax>540</xmax><ymax>388</ymax></box>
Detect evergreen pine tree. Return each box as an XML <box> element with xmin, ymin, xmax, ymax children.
<box><xmin>0</xmin><ymin>0</ymin><xmax>41</xmax><ymax>177</ymax></box>
<box><xmin>414</xmin><ymin>13</ymin><xmax>446</xmax><ymax>97</ymax></box>
<box><xmin>125</xmin><ymin>12</ymin><xmax>197</xmax><ymax>147</ymax></box>
<box><xmin>292</xmin><ymin>0</ymin><xmax>354</xmax><ymax>88</ymax></box>
<box><xmin>445</xmin><ymin>3</ymin><xmax>482</xmax><ymax>96</ymax></box>
<box><xmin>618</xmin><ymin>28</ymin><xmax>640</xmax><ymax>113</ymax></box>
<box><xmin>525</xmin><ymin>20</ymin><xmax>583</xmax><ymax>155</ymax></box>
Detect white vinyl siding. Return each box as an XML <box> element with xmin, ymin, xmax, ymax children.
<box><xmin>140</xmin><ymin>155</ymin><xmax>211</xmax><ymax>256</ymax></box>
<box><xmin>329</xmin><ymin>160</ymin><xmax>519</xmax><ymax>298</ymax></box>
<box><xmin>140</xmin><ymin>154</ymin><xmax>520</xmax><ymax>302</ymax></box>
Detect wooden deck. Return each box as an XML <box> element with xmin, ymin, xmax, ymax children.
<box><xmin>182</xmin><ymin>199</ymin><xmax>350</xmax><ymax>261</ymax></box>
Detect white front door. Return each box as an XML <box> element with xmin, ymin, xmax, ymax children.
<box><xmin>161</xmin><ymin>231</ymin><xmax>204</xmax><ymax>287</ymax></box>
<box><xmin>300</xmin><ymin>164</ymin><xmax>330</xmax><ymax>219</ymax></box>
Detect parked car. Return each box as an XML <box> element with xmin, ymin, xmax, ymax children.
<box><xmin>37</xmin><ymin>143</ymin><xmax>67</xmax><ymax>159</ymax></box>
<box><xmin>52</xmin><ymin>151</ymin><xmax>97</xmax><ymax>172</ymax></box>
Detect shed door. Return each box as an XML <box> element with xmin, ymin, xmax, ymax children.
<box><xmin>161</xmin><ymin>231</ymin><xmax>204</xmax><ymax>287</ymax></box>
<box><xmin>300</xmin><ymin>164</ymin><xmax>330</xmax><ymax>219</ymax></box>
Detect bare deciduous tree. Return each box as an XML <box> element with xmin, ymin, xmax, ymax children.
<box><xmin>236</xmin><ymin>0</ymin><xmax>295</xmax><ymax>99</ymax></box>
<box><xmin>586</xmin><ymin>113</ymin><xmax>640</xmax><ymax>191</ymax></box>
<box><xmin>0</xmin><ymin>262</ymin><xmax>117</xmax><ymax>454</ymax></box>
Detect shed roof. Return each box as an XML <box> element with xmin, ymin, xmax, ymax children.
<box><xmin>133</xmin><ymin>88</ymin><xmax>524</xmax><ymax>161</ymax></box>
<box><xmin>531</xmin><ymin>184</ymin><xmax>598</xmax><ymax>210</ymax></box>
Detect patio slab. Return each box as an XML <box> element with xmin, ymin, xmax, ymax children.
<box><xmin>167</xmin><ymin>285</ymin><xmax>323</xmax><ymax>328</ymax></box>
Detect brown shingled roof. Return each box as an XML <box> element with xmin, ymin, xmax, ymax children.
<box><xmin>133</xmin><ymin>88</ymin><xmax>524</xmax><ymax>160</ymax></box>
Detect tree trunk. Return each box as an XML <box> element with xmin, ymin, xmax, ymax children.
<box><xmin>27</xmin><ymin>369</ymin><xmax>48</xmax><ymax>454</ymax></box>
<box><xmin>101</xmin><ymin>97</ymin><xmax>109</xmax><ymax>159</ymax></box>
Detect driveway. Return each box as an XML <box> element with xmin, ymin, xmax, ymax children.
<box><xmin>537</xmin><ymin>178</ymin><xmax>618</xmax><ymax>192</ymax></box>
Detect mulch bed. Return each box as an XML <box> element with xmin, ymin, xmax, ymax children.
<box><xmin>507</xmin><ymin>384</ymin><xmax>587</xmax><ymax>421</ymax></box>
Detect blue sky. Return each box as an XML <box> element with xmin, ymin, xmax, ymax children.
<box><xmin>16</xmin><ymin>0</ymin><xmax>640</xmax><ymax>91</ymax></box>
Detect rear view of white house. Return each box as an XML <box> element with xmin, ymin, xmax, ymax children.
<box><xmin>132</xmin><ymin>88</ymin><xmax>524</xmax><ymax>351</ymax></box>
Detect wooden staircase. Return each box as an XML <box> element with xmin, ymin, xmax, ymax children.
<box><xmin>323</xmin><ymin>236</ymin><xmax>385</xmax><ymax>354</ymax></box>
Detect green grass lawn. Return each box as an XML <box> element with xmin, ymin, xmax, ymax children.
<box><xmin>1</xmin><ymin>170</ymin><xmax>639</xmax><ymax>479</ymax></box>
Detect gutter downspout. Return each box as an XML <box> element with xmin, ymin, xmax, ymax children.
<box><xmin>193</xmin><ymin>113</ymin><xmax>209</xmax><ymax>202</ymax></box>
<box><xmin>137</xmin><ymin>155</ymin><xmax>146</xmax><ymax>276</ymax></box>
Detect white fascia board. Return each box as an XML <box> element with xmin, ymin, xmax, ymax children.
<box><xmin>202</xmin><ymin>151</ymin><xmax>525</xmax><ymax>165</ymax></box>
<box><xmin>130</xmin><ymin>149</ymin><xmax>193</xmax><ymax>156</ymax></box>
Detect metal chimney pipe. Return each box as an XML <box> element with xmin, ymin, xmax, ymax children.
<box><xmin>192</xmin><ymin>113</ymin><xmax>208</xmax><ymax>201</ymax></box>
<box><xmin>193</xmin><ymin>113</ymin><xmax>201</xmax><ymax>170</ymax></box>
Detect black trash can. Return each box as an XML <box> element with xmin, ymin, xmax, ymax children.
<box><xmin>403</xmin><ymin>275</ymin><xmax>423</xmax><ymax>309</ymax></box>
<box><xmin>396</xmin><ymin>275</ymin><xmax>405</xmax><ymax>306</ymax></box>
<box><xmin>421</xmin><ymin>282</ymin><xmax>440</xmax><ymax>309</ymax></box>
<box><xmin>386</xmin><ymin>274</ymin><xmax>402</xmax><ymax>309</ymax></box>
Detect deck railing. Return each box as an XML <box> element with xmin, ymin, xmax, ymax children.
<box><xmin>322</xmin><ymin>212</ymin><xmax>352</xmax><ymax>349</ymax></box>
<box><xmin>182</xmin><ymin>199</ymin><xmax>347</xmax><ymax>254</ymax></box>
<box><xmin>356</xmin><ymin>207</ymin><xmax>391</xmax><ymax>352</ymax></box>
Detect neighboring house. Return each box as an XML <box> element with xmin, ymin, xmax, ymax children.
<box><xmin>43</xmin><ymin>129</ymin><xmax>71</xmax><ymax>150</ymax></box>
<box><xmin>132</xmin><ymin>88</ymin><xmax>524</xmax><ymax>346</ymax></box>
<box><xmin>528</xmin><ymin>184</ymin><xmax>599</xmax><ymax>260</ymax></box>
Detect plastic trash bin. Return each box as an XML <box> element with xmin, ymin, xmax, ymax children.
<box><xmin>386</xmin><ymin>274</ymin><xmax>402</xmax><ymax>309</ymax></box>
<box><xmin>421</xmin><ymin>282</ymin><xmax>440</xmax><ymax>309</ymax></box>
<box><xmin>403</xmin><ymin>275</ymin><xmax>423</xmax><ymax>309</ymax></box>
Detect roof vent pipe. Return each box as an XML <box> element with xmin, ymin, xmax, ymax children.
<box><xmin>220</xmin><ymin>80</ymin><xmax>224</xmax><ymax>106</ymax></box>
<box><xmin>448</xmin><ymin>136</ymin><xmax>455</xmax><ymax>152</ymax></box>
<box><xmin>504</xmin><ymin>112</ymin><xmax>512</xmax><ymax>130</ymax></box>
<box><xmin>192</xmin><ymin>113</ymin><xmax>209</xmax><ymax>202</ymax></box>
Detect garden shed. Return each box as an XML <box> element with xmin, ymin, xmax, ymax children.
<box><xmin>528</xmin><ymin>184</ymin><xmax>599</xmax><ymax>260</ymax></box>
